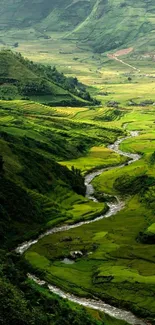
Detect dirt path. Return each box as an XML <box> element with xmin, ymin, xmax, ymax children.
<box><xmin>108</xmin><ymin>51</ymin><xmax>155</xmax><ymax>78</ymax></box>
<box><xmin>109</xmin><ymin>55</ymin><xmax>141</xmax><ymax>72</ymax></box>
<box><xmin>108</xmin><ymin>48</ymin><xmax>141</xmax><ymax>72</ymax></box>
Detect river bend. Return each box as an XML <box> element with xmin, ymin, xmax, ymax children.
<box><xmin>16</xmin><ymin>131</ymin><xmax>146</xmax><ymax>325</ymax></box>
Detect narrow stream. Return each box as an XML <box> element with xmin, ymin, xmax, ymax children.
<box><xmin>16</xmin><ymin>131</ymin><xmax>145</xmax><ymax>325</ymax></box>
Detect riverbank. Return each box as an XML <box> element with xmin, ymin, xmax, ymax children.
<box><xmin>16</xmin><ymin>131</ymin><xmax>152</xmax><ymax>325</ymax></box>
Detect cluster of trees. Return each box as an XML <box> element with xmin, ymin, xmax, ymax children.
<box><xmin>138</xmin><ymin>230</ymin><xmax>155</xmax><ymax>244</ymax></box>
<box><xmin>114</xmin><ymin>174</ymin><xmax>155</xmax><ymax>195</ymax></box>
<box><xmin>14</xmin><ymin>51</ymin><xmax>99</xmax><ymax>104</ymax></box>
<box><xmin>20</xmin><ymin>79</ymin><xmax>52</xmax><ymax>96</ymax></box>
<box><xmin>43</xmin><ymin>66</ymin><xmax>93</xmax><ymax>102</ymax></box>
<box><xmin>150</xmin><ymin>151</ymin><xmax>155</xmax><ymax>165</ymax></box>
<box><xmin>0</xmin><ymin>50</ymin><xmax>100</xmax><ymax>104</ymax></box>
<box><xmin>0</xmin><ymin>155</ymin><xmax>3</xmax><ymax>172</ymax></box>
<box><xmin>0</xmin><ymin>84</ymin><xmax>18</xmax><ymax>100</ymax></box>
<box><xmin>71</xmin><ymin>165</ymin><xmax>85</xmax><ymax>195</ymax></box>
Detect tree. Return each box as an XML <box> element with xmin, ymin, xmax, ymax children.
<box><xmin>0</xmin><ymin>155</ymin><xmax>4</xmax><ymax>173</ymax></box>
<box><xmin>13</xmin><ymin>42</ymin><xmax>19</xmax><ymax>48</ymax></box>
<box><xmin>150</xmin><ymin>151</ymin><xmax>155</xmax><ymax>165</ymax></box>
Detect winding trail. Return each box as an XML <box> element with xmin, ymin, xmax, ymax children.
<box><xmin>108</xmin><ymin>54</ymin><xmax>141</xmax><ymax>72</ymax></box>
<box><xmin>16</xmin><ymin>131</ymin><xmax>145</xmax><ymax>325</ymax></box>
<box><xmin>108</xmin><ymin>53</ymin><xmax>154</xmax><ymax>78</ymax></box>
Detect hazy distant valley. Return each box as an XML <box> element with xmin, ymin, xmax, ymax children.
<box><xmin>1</xmin><ymin>0</ymin><xmax>155</xmax><ymax>54</ymax></box>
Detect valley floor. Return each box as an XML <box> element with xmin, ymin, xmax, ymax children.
<box><xmin>24</xmin><ymin>104</ymin><xmax>155</xmax><ymax>322</ymax></box>
<box><xmin>1</xmin><ymin>35</ymin><xmax>155</xmax><ymax>324</ymax></box>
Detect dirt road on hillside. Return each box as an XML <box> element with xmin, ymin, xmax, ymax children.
<box><xmin>108</xmin><ymin>47</ymin><xmax>141</xmax><ymax>72</ymax></box>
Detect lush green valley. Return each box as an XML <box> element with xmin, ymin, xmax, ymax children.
<box><xmin>1</xmin><ymin>71</ymin><xmax>155</xmax><ymax>323</ymax></box>
<box><xmin>24</xmin><ymin>103</ymin><xmax>155</xmax><ymax>322</ymax></box>
<box><xmin>0</xmin><ymin>77</ymin><xmax>126</xmax><ymax>324</ymax></box>
<box><xmin>1</xmin><ymin>1</ymin><xmax>155</xmax><ymax>324</ymax></box>
<box><xmin>1</xmin><ymin>96</ymin><xmax>124</xmax><ymax>248</ymax></box>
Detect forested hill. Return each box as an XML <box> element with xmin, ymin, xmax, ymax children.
<box><xmin>0</xmin><ymin>50</ymin><xmax>98</xmax><ymax>106</ymax></box>
<box><xmin>0</xmin><ymin>0</ymin><xmax>155</xmax><ymax>53</ymax></box>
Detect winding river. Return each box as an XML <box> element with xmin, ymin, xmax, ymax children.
<box><xmin>16</xmin><ymin>131</ymin><xmax>146</xmax><ymax>325</ymax></box>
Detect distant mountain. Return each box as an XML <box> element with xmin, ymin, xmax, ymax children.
<box><xmin>0</xmin><ymin>0</ymin><xmax>155</xmax><ymax>53</ymax></box>
<box><xmin>0</xmin><ymin>0</ymin><xmax>93</xmax><ymax>31</ymax></box>
<box><xmin>0</xmin><ymin>50</ymin><xmax>97</xmax><ymax>105</ymax></box>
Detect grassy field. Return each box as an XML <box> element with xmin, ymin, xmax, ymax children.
<box><xmin>1</xmin><ymin>31</ymin><xmax>155</xmax><ymax>85</ymax></box>
<box><xmin>60</xmin><ymin>146</ymin><xmax>126</xmax><ymax>174</ymax></box>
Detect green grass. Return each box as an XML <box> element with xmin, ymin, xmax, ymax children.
<box><xmin>60</xmin><ymin>146</ymin><xmax>127</xmax><ymax>174</ymax></box>
<box><xmin>146</xmin><ymin>223</ymin><xmax>155</xmax><ymax>235</ymax></box>
<box><xmin>68</xmin><ymin>200</ymin><xmax>107</xmax><ymax>223</ymax></box>
<box><xmin>98</xmin><ymin>264</ymin><xmax>155</xmax><ymax>284</ymax></box>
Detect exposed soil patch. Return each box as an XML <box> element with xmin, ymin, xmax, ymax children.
<box><xmin>108</xmin><ymin>47</ymin><xmax>133</xmax><ymax>59</ymax></box>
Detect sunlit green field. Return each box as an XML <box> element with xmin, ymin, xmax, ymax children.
<box><xmin>60</xmin><ymin>146</ymin><xmax>126</xmax><ymax>174</ymax></box>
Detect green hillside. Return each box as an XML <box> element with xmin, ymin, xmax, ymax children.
<box><xmin>0</xmin><ymin>50</ymin><xmax>98</xmax><ymax>105</ymax></box>
<box><xmin>0</xmin><ymin>0</ymin><xmax>155</xmax><ymax>54</ymax></box>
<box><xmin>0</xmin><ymin>0</ymin><xmax>94</xmax><ymax>31</ymax></box>
<box><xmin>69</xmin><ymin>0</ymin><xmax>155</xmax><ymax>53</ymax></box>
<box><xmin>0</xmin><ymin>98</ymin><xmax>126</xmax><ymax>325</ymax></box>
<box><xmin>0</xmin><ymin>99</ymin><xmax>123</xmax><ymax>248</ymax></box>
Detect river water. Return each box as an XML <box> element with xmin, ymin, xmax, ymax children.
<box><xmin>16</xmin><ymin>131</ymin><xmax>146</xmax><ymax>325</ymax></box>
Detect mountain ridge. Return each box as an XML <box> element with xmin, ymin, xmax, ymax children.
<box><xmin>1</xmin><ymin>0</ymin><xmax>155</xmax><ymax>54</ymax></box>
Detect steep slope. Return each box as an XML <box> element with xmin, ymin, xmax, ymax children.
<box><xmin>0</xmin><ymin>131</ymin><xmax>85</xmax><ymax>248</ymax></box>
<box><xmin>1</xmin><ymin>0</ymin><xmax>155</xmax><ymax>53</ymax></box>
<box><xmin>0</xmin><ymin>50</ymin><xmax>97</xmax><ymax>105</ymax></box>
<box><xmin>0</xmin><ymin>98</ymin><xmax>125</xmax><ymax>325</ymax></box>
<box><xmin>0</xmin><ymin>0</ymin><xmax>94</xmax><ymax>31</ymax></box>
<box><xmin>0</xmin><ymin>99</ymin><xmax>123</xmax><ymax>247</ymax></box>
<box><xmin>68</xmin><ymin>0</ymin><xmax>155</xmax><ymax>53</ymax></box>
